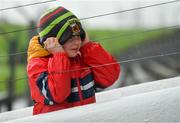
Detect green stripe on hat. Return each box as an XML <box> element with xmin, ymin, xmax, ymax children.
<box><xmin>56</xmin><ymin>18</ymin><xmax>79</xmax><ymax>40</ymax></box>
<box><xmin>39</xmin><ymin>11</ymin><xmax>73</xmax><ymax>38</ymax></box>
<box><xmin>56</xmin><ymin>22</ymin><xmax>69</xmax><ymax>40</ymax></box>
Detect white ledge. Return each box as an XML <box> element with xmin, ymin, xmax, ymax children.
<box><xmin>1</xmin><ymin>76</ymin><xmax>180</xmax><ymax>122</ymax></box>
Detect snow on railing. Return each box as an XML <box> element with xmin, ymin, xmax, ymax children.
<box><xmin>1</xmin><ymin>76</ymin><xmax>180</xmax><ymax>122</ymax></box>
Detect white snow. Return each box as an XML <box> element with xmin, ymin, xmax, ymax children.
<box><xmin>1</xmin><ymin>76</ymin><xmax>180</xmax><ymax>122</ymax></box>
<box><xmin>96</xmin><ymin>76</ymin><xmax>180</xmax><ymax>103</ymax></box>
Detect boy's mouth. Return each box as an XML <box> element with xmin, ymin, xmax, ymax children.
<box><xmin>71</xmin><ymin>48</ymin><xmax>79</xmax><ymax>52</ymax></box>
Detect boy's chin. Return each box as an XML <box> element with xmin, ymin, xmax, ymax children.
<box><xmin>68</xmin><ymin>53</ymin><xmax>78</xmax><ymax>58</ymax></box>
<box><xmin>68</xmin><ymin>51</ymin><xmax>81</xmax><ymax>58</ymax></box>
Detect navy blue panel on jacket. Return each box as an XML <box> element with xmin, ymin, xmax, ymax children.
<box><xmin>66</xmin><ymin>78</ymin><xmax>80</xmax><ymax>103</ymax></box>
<box><xmin>66</xmin><ymin>73</ymin><xmax>95</xmax><ymax>103</ymax></box>
<box><xmin>36</xmin><ymin>72</ymin><xmax>55</xmax><ymax>105</ymax></box>
<box><xmin>80</xmin><ymin>73</ymin><xmax>95</xmax><ymax>99</ymax></box>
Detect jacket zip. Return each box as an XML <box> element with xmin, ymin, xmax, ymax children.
<box><xmin>76</xmin><ymin>78</ymin><xmax>83</xmax><ymax>104</ymax></box>
<box><xmin>74</xmin><ymin>57</ymin><xmax>83</xmax><ymax>104</ymax></box>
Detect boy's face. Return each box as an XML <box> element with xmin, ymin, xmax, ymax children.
<box><xmin>63</xmin><ymin>36</ymin><xmax>82</xmax><ymax>58</ymax></box>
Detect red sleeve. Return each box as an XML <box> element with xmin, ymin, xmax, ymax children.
<box><xmin>48</xmin><ymin>52</ymin><xmax>71</xmax><ymax>103</ymax></box>
<box><xmin>27</xmin><ymin>52</ymin><xmax>71</xmax><ymax>104</ymax></box>
<box><xmin>80</xmin><ymin>42</ymin><xmax>120</xmax><ymax>88</ymax></box>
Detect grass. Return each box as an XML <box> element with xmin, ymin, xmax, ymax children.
<box><xmin>0</xmin><ymin>63</ymin><xmax>27</xmax><ymax>95</ymax></box>
<box><xmin>0</xmin><ymin>23</ymin><xmax>29</xmax><ymax>94</ymax></box>
<box><xmin>0</xmin><ymin>63</ymin><xmax>10</xmax><ymax>92</ymax></box>
<box><xmin>0</xmin><ymin>23</ymin><xmax>28</xmax><ymax>58</ymax></box>
<box><xmin>87</xmin><ymin>29</ymin><xmax>174</xmax><ymax>55</ymax></box>
<box><xmin>15</xmin><ymin>64</ymin><xmax>27</xmax><ymax>95</ymax></box>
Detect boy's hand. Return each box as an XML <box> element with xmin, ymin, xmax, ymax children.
<box><xmin>44</xmin><ymin>37</ymin><xmax>64</xmax><ymax>54</ymax></box>
<box><xmin>82</xmin><ymin>39</ymin><xmax>90</xmax><ymax>46</ymax></box>
<box><xmin>82</xmin><ymin>32</ymin><xmax>90</xmax><ymax>46</ymax></box>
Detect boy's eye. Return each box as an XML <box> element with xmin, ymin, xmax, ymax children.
<box><xmin>67</xmin><ymin>36</ymin><xmax>80</xmax><ymax>43</ymax></box>
<box><xmin>71</xmin><ymin>36</ymin><xmax>80</xmax><ymax>40</ymax></box>
<box><xmin>67</xmin><ymin>37</ymin><xmax>74</xmax><ymax>42</ymax></box>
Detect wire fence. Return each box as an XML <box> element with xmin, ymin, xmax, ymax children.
<box><xmin>0</xmin><ymin>0</ymin><xmax>180</xmax><ymax>113</ymax></box>
<box><xmin>0</xmin><ymin>23</ymin><xmax>180</xmax><ymax>58</ymax></box>
<box><xmin>0</xmin><ymin>1</ymin><xmax>180</xmax><ymax>83</ymax></box>
<box><xmin>0</xmin><ymin>0</ymin><xmax>180</xmax><ymax>36</ymax></box>
<box><xmin>0</xmin><ymin>50</ymin><xmax>180</xmax><ymax>83</ymax></box>
<box><xmin>0</xmin><ymin>0</ymin><xmax>56</xmax><ymax>11</ymax></box>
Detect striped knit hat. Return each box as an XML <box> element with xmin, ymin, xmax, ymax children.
<box><xmin>38</xmin><ymin>6</ymin><xmax>86</xmax><ymax>45</ymax></box>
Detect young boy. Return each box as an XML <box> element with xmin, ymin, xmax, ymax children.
<box><xmin>27</xmin><ymin>6</ymin><xmax>120</xmax><ymax>115</ymax></box>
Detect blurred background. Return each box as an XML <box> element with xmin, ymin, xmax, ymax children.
<box><xmin>0</xmin><ymin>0</ymin><xmax>180</xmax><ymax>112</ymax></box>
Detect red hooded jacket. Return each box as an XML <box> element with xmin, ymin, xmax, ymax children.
<box><xmin>27</xmin><ymin>36</ymin><xmax>120</xmax><ymax>115</ymax></box>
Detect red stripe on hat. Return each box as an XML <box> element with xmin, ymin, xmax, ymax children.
<box><xmin>38</xmin><ymin>7</ymin><xmax>64</xmax><ymax>27</ymax></box>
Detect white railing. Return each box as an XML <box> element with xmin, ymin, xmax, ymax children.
<box><xmin>1</xmin><ymin>76</ymin><xmax>180</xmax><ymax>122</ymax></box>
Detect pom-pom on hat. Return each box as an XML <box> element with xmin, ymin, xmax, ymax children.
<box><xmin>38</xmin><ymin>6</ymin><xmax>86</xmax><ymax>45</ymax></box>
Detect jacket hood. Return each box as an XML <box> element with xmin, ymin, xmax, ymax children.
<box><xmin>27</xmin><ymin>36</ymin><xmax>50</xmax><ymax>62</ymax></box>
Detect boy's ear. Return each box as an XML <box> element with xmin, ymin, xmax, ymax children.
<box><xmin>85</xmin><ymin>32</ymin><xmax>89</xmax><ymax>41</ymax></box>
